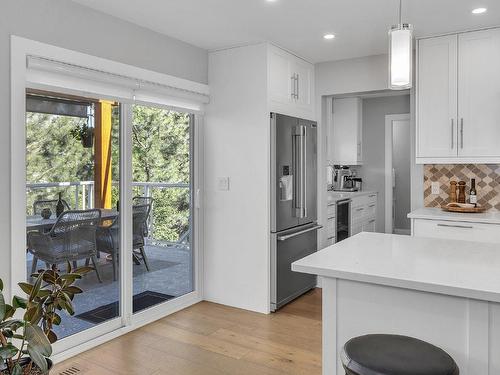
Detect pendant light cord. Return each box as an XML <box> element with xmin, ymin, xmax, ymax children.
<box><xmin>399</xmin><ymin>0</ymin><xmax>402</xmax><ymax>25</ymax></box>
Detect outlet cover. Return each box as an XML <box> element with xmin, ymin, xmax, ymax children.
<box><xmin>431</xmin><ymin>181</ymin><xmax>440</xmax><ymax>195</ymax></box>
<box><xmin>217</xmin><ymin>177</ymin><xmax>230</xmax><ymax>191</ymax></box>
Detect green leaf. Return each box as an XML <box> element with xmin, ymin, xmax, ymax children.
<box><xmin>47</xmin><ymin>329</ymin><xmax>57</xmax><ymax>344</ymax></box>
<box><xmin>27</xmin><ymin>344</ymin><xmax>49</xmax><ymax>374</ymax></box>
<box><xmin>74</xmin><ymin>266</ymin><xmax>93</xmax><ymax>275</ymax></box>
<box><xmin>52</xmin><ymin>313</ymin><xmax>61</xmax><ymax>326</ymax></box>
<box><xmin>0</xmin><ymin>278</ymin><xmax>3</xmax><ymax>291</ymax></box>
<box><xmin>18</xmin><ymin>282</ymin><xmax>33</xmax><ymax>296</ymax></box>
<box><xmin>63</xmin><ymin>286</ymin><xmax>83</xmax><ymax>295</ymax></box>
<box><xmin>0</xmin><ymin>288</ymin><xmax>5</xmax><ymax>321</ymax></box>
<box><xmin>11</xmin><ymin>362</ymin><xmax>23</xmax><ymax>375</ymax></box>
<box><xmin>0</xmin><ymin>344</ymin><xmax>18</xmax><ymax>360</ymax></box>
<box><xmin>4</xmin><ymin>304</ymin><xmax>16</xmax><ymax>320</ymax></box>
<box><xmin>12</xmin><ymin>296</ymin><xmax>27</xmax><ymax>309</ymax></box>
<box><xmin>30</xmin><ymin>273</ymin><xmax>44</xmax><ymax>300</ymax></box>
<box><xmin>25</xmin><ymin>323</ymin><xmax>52</xmax><ymax>357</ymax></box>
<box><xmin>59</xmin><ymin>274</ymin><xmax>81</xmax><ymax>283</ymax></box>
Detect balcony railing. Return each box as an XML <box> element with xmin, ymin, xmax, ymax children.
<box><xmin>26</xmin><ymin>181</ymin><xmax>190</xmax><ymax>248</ymax></box>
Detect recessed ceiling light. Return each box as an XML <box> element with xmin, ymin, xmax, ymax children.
<box><xmin>324</xmin><ymin>34</ymin><xmax>336</xmax><ymax>40</ymax></box>
<box><xmin>472</xmin><ymin>7</ymin><xmax>487</xmax><ymax>14</ymax></box>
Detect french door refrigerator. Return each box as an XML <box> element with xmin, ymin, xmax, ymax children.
<box><xmin>270</xmin><ymin>113</ymin><xmax>320</xmax><ymax>312</ymax></box>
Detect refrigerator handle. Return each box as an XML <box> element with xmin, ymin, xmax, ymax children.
<box><xmin>302</xmin><ymin>125</ymin><xmax>307</xmax><ymax>218</ymax></box>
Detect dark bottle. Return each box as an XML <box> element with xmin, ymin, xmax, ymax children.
<box><xmin>469</xmin><ymin>178</ymin><xmax>477</xmax><ymax>207</ymax></box>
<box><xmin>56</xmin><ymin>192</ymin><xmax>65</xmax><ymax>217</ymax></box>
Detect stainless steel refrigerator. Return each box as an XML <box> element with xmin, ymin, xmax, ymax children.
<box><xmin>270</xmin><ymin>113</ymin><xmax>320</xmax><ymax>312</ymax></box>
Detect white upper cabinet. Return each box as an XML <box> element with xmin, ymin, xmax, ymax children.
<box><xmin>458</xmin><ymin>29</ymin><xmax>500</xmax><ymax>158</ymax></box>
<box><xmin>417</xmin><ymin>35</ymin><xmax>458</xmax><ymax>159</ymax></box>
<box><xmin>268</xmin><ymin>45</ymin><xmax>314</xmax><ymax>120</ymax></box>
<box><xmin>417</xmin><ymin>28</ymin><xmax>500</xmax><ymax>164</ymax></box>
<box><xmin>328</xmin><ymin>97</ymin><xmax>363</xmax><ymax>165</ymax></box>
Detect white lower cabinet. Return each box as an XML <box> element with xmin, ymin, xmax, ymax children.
<box><xmin>412</xmin><ymin>219</ymin><xmax>500</xmax><ymax>244</ymax></box>
<box><xmin>350</xmin><ymin>193</ymin><xmax>377</xmax><ymax>236</ymax></box>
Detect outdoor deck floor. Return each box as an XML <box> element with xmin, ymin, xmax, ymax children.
<box><xmin>26</xmin><ymin>243</ymin><xmax>193</xmax><ymax>339</ymax></box>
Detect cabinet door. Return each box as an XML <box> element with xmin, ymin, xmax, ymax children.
<box><xmin>362</xmin><ymin>219</ymin><xmax>376</xmax><ymax>233</ymax></box>
<box><xmin>458</xmin><ymin>29</ymin><xmax>500</xmax><ymax>158</ymax></box>
<box><xmin>293</xmin><ymin>59</ymin><xmax>313</xmax><ymax>107</ymax></box>
<box><xmin>417</xmin><ymin>35</ymin><xmax>458</xmax><ymax>158</ymax></box>
<box><xmin>332</xmin><ymin>98</ymin><xmax>362</xmax><ymax>165</ymax></box>
<box><xmin>269</xmin><ymin>48</ymin><xmax>293</xmax><ymax>104</ymax></box>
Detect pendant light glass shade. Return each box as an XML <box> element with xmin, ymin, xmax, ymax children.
<box><xmin>389</xmin><ymin>23</ymin><xmax>413</xmax><ymax>90</ymax></box>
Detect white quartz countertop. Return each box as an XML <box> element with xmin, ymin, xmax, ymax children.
<box><xmin>408</xmin><ymin>207</ymin><xmax>500</xmax><ymax>225</ymax></box>
<box><xmin>327</xmin><ymin>190</ymin><xmax>377</xmax><ymax>204</ymax></box>
<box><xmin>292</xmin><ymin>232</ymin><xmax>500</xmax><ymax>302</ymax></box>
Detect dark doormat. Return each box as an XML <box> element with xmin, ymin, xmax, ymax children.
<box><xmin>76</xmin><ymin>291</ymin><xmax>175</xmax><ymax>324</ymax></box>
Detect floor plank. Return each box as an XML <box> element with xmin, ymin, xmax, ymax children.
<box><xmin>53</xmin><ymin>288</ymin><xmax>322</xmax><ymax>375</ymax></box>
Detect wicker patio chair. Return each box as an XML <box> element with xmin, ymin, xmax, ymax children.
<box><xmin>132</xmin><ymin>203</ymin><xmax>151</xmax><ymax>271</ymax></box>
<box><xmin>96</xmin><ymin>217</ymin><xmax>119</xmax><ymax>281</ymax></box>
<box><xmin>33</xmin><ymin>198</ymin><xmax>70</xmax><ymax>216</ymax></box>
<box><xmin>132</xmin><ymin>196</ymin><xmax>153</xmax><ymax>236</ymax></box>
<box><xmin>27</xmin><ymin>209</ymin><xmax>102</xmax><ymax>281</ymax></box>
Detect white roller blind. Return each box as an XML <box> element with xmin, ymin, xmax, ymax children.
<box><xmin>26</xmin><ymin>56</ymin><xmax>209</xmax><ymax>112</ymax></box>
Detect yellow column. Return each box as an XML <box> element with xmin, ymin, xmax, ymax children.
<box><xmin>94</xmin><ymin>100</ymin><xmax>113</xmax><ymax>209</ymax></box>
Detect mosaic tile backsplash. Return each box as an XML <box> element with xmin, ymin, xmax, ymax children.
<box><xmin>424</xmin><ymin>164</ymin><xmax>500</xmax><ymax>211</ymax></box>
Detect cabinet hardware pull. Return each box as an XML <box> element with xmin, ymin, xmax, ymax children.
<box><xmin>437</xmin><ymin>223</ymin><xmax>473</xmax><ymax>229</ymax></box>
<box><xmin>451</xmin><ymin>119</ymin><xmax>454</xmax><ymax>149</ymax></box>
<box><xmin>356</xmin><ymin>208</ymin><xmax>364</xmax><ymax>211</ymax></box>
<box><xmin>369</xmin><ymin>204</ymin><xmax>375</xmax><ymax>208</ymax></box>
<box><xmin>460</xmin><ymin>118</ymin><xmax>464</xmax><ymax>149</ymax></box>
<box><xmin>369</xmin><ymin>194</ymin><xmax>376</xmax><ymax>197</ymax></box>
<box><xmin>290</xmin><ymin>74</ymin><xmax>296</xmax><ymax>99</ymax></box>
<box><xmin>369</xmin><ymin>219</ymin><xmax>375</xmax><ymax>223</ymax></box>
<box><xmin>296</xmin><ymin>73</ymin><xmax>299</xmax><ymax>100</ymax></box>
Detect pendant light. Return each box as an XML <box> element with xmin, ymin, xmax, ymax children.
<box><xmin>388</xmin><ymin>0</ymin><xmax>413</xmax><ymax>90</ymax></box>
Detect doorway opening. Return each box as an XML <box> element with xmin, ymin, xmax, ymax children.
<box><xmin>385</xmin><ymin>114</ymin><xmax>411</xmax><ymax>235</ymax></box>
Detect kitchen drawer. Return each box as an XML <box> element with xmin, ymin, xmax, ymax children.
<box><xmin>413</xmin><ymin>219</ymin><xmax>500</xmax><ymax>244</ymax></box>
<box><xmin>367</xmin><ymin>193</ymin><xmax>377</xmax><ymax>204</ymax></box>
<box><xmin>365</xmin><ymin>202</ymin><xmax>377</xmax><ymax>219</ymax></box>
<box><xmin>351</xmin><ymin>205</ymin><xmax>366</xmax><ymax>222</ymax></box>
<box><xmin>326</xmin><ymin>236</ymin><xmax>336</xmax><ymax>246</ymax></box>
<box><xmin>327</xmin><ymin>204</ymin><xmax>336</xmax><ymax>218</ymax></box>
<box><xmin>327</xmin><ymin>217</ymin><xmax>336</xmax><ymax>237</ymax></box>
<box><xmin>351</xmin><ymin>196</ymin><xmax>368</xmax><ymax>208</ymax></box>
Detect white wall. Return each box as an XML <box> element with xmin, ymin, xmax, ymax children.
<box><xmin>315</xmin><ymin>54</ymin><xmax>422</xmax><ymax>247</ymax></box>
<box><xmin>204</xmin><ymin>44</ymin><xmax>270</xmax><ymax>313</ymax></box>
<box><xmin>0</xmin><ymin>0</ymin><xmax>207</xmax><ymax>295</ymax></box>
<box><xmin>360</xmin><ymin>96</ymin><xmax>411</xmax><ymax>233</ymax></box>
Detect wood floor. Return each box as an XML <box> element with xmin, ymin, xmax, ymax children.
<box><xmin>53</xmin><ymin>289</ymin><xmax>322</xmax><ymax>375</ymax></box>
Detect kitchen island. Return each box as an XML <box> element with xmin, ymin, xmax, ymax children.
<box><xmin>292</xmin><ymin>232</ymin><xmax>500</xmax><ymax>375</ymax></box>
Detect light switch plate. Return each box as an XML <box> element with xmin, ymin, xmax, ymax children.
<box><xmin>431</xmin><ymin>182</ymin><xmax>440</xmax><ymax>195</ymax></box>
<box><xmin>217</xmin><ymin>177</ymin><xmax>230</xmax><ymax>191</ymax></box>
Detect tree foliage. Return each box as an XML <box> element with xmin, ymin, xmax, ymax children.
<box><xmin>26</xmin><ymin>104</ymin><xmax>191</xmax><ymax>243</ymax></box>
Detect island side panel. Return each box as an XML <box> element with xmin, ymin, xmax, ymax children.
<box><xmin>327</xmin><ymin>278</ymin><xmax>500</xmax><ymax>375</ymax></box>
<box><xmin>322</xmin><ymin>277</ymin><xmax>338</xmax><ymax>375</ymax></box>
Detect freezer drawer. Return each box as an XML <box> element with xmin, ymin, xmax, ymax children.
<box><xmin>270</xmin><ymin>224</ymin><xmax>320</xmax><ymax>311</ymax></box>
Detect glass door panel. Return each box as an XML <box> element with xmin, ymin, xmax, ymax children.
<box><xmin>131</xmin><ymin>104</ymin><xmax>194</xmax><ymax>314</ymax></box>
<box><xmin>25</xmin><ymin>92</ymin><xmax>122</xmax><ymax>339</ymax></box>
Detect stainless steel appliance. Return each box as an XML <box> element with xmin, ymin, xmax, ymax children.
<box><xmin>333</xmin><ymin>166</ymin><xmax>359</xmax><ymax>192</ymax></box>
<box><xmin>336</xmin><ymin>199</ymin><xmax>351</xmax><ymax>242</ymax></box>
<box><xmin>270</xmin><ymin>113</ymin><xmax>320</xmax><ymax>312</ymax></box>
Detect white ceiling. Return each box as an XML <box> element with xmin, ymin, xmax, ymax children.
<box><xmin>72</xmin><ymin>0</ymin><xmax>500</xmax><ymax>63</ymax></box>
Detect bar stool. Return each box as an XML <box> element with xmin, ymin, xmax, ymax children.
<box><xmin>341</xmin><ymin>334</ymin><xmax>459</xmax><ymax>375</ymax></box>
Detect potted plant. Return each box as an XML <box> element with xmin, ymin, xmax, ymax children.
<box><xmin>70</xmin><ymin>122</ymin><xmax>93</xmax><ymax>148</ymax></box>
<box><xmin>0</xmin><ymin>263</ymin><xmax>91</xmax><ymax>374</ymax></box>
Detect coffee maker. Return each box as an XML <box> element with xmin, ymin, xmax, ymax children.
<box><xmin>332</xmin><ymin>166</ymin><xmax>359</xmax><ymax>192</ymax></box>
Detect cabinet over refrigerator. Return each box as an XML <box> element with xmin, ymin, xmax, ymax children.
<box><xmin>270</xmin><ymin>113</ymin><xmax>320</xmax><ymax>312</ymax></box>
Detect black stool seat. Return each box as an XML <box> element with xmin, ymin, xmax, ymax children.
<box><xmin>341</xmin><ymin>334</ymin><xmax>459</xmax><ymax>375</ymax></box>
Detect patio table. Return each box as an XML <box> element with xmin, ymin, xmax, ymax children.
<box><xmin>26</xmin><ymin>208</ymin><xmax>118</xmax><ymax>231</ymax></box>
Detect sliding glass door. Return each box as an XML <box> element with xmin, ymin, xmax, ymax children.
<box><xmin>130</xmin><ymin>105</ymin><xmax>194</xmax><ymax>314</ymax></box>
<box><xmin>25</xmin><ymin>92</ymin><xmax>122</xmax><ymax>339</ymax></box>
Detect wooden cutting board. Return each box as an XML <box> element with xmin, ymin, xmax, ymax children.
<box><xmin>441</xmin><ymin>203</ymin><xmax>486</xmax><ymax>213</ymax></box>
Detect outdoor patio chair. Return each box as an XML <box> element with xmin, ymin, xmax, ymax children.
<box><xmin>96</xmin><ymin>216</ymin><xmax>119</xmax><ymax>281</ymax></box>
<box><xmin>95</xmin><ymin>203</ymin><xmax>152</xmax><ymax>281</ymax></box>
<box><xmin>132</xmin><ymin>196</ymin><xmax>153</xmax><ymax>236</ymax></box>
<box><xmin>132</xmin><ymin>203</ymin><xmax>151</xmax><ymax>272</ymax></box>
<box><xmin>33</xmin><ymin>198</ymin><xmax>70</xmax><ymax>216</ymax></box>
<box><xmin>27</xmin><ymin>209</ymin><xmax>102</xmax><ymax>282</ymax></box>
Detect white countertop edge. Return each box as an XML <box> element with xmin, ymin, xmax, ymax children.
<box><xmin>292</xmin><ymin>263</ymin><xmax>500</xmax><ymax>303</ymax></box>
<box><xmin>408</xmin><ymin>207</ymin><xmax>500</xmax><ymax>225</ymax></box>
